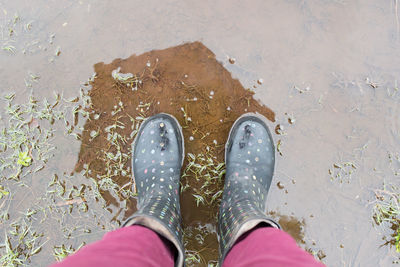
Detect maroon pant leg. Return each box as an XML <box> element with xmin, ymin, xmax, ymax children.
<box><xmin>223</xmin><ymin>227</ymin><xmax>326</xmax><ymax>267</ymax></box>
<box><xmin>50</xmin><ymin>225</ymin><xmax>175</xmax><ymax>267</ymax></box>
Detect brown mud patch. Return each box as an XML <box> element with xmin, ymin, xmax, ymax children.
<box><xmin>74</xmin><ymin>41</ymin><xmax>279</xmax><ymax>264</ymax></box>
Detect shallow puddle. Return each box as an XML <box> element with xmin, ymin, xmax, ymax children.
<box><xmin>75</xmin><ymin>42</ymin><xmax>275</xmax><ymax>263</ymax></box>
<box><xmin>1</xmin><ymin>0</ymin><xmax>400</xmax><ymax>266</ymax></box>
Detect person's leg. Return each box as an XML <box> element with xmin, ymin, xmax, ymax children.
<box><xmin>124</xmin><ymin>113</ymin><xmax>186</xmax><ymax>266</ymax></box>
<box><xmin>50</xmin><ymin>113</ymin><xmax>186</xmax><ymax>267</ymax></box>
<box><xmin>50</xmin><ymin>225</ymin><xmax>175</xmax><ymax>267</ymax></box>
<box><xmin>218</xmin><ymin>113</ymin><xmax>323</xmax><ymax>266</ymax></box>
<box><xmin>223</xmin><ymin>227</ymin><xmax>325</xmax><ymax>267</ymax></box>
<box><xmin>217</xmin><ymin>113</ymin><xmax>281</xmax><ymax>262</ymax></box>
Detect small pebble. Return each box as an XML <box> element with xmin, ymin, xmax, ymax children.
<box><xmin>288</xmin><ymin>116</ymin><xmax>296</xmax><ymax>124</ymax></box>
<box><xmin>90</xmin><ymin>130</ymin><xmax>97</xmax><ymax>138</ymax></box>
<box><xmin>275</xmin><ymin>124</ymin><xmax>284</xmax><ymax>135</ymax></box>
<box><xmin>189</xmin><ymin>136</ymin><xmax>194</xmax><ymax>141</ymax></box>
<box><xmin>277</xmin><ymin>181</ymin><xmax>285</xmax><ymax>189</ymax></box>
<box><xmin>257</xmin><ymin>78</ymin><xmax>264</xmax><ymax>85</ymax></box>
<box><xmin>229</xmin><ymin>58</ymin><xmax>236</xmax><ymax>64</ymax></box>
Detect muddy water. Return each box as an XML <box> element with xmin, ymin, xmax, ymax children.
<box><xmin>75</xmin><ymin>42</ymin><xmax>277</xmax><ymax>264</ymax></box>
<box><xmin>1</xmin><ymin>0</ymin><xmax>400</xmax><ymax>266</ymax></box>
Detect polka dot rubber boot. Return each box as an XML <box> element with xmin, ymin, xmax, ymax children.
<box><xmin>218</xmin><ymin>113</ymin><xmax>281</xmax><ymax>263</ymax></box>
<box><xmin>123</xmin><ymin>113</ymin><xmax>185</xmax><ymax>267</ymax></box>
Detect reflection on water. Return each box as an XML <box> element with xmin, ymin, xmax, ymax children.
<box><xmin>1</xmin><ymin>0</ymin><xmax>400</xmax><ymax>266</ymax></box>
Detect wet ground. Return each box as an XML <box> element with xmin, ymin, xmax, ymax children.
<box><xmin>1</xmin><ymin>0</ymin><xmax>400</xmax><ymax>266</ymax></box>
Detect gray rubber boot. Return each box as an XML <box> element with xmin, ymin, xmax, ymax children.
<box><xmin>124</xmin><ymin>113</ymin><xmax>185</xmax><ymax>267</ymax></box>
<box><xmin>218</xmin><ymin>113</ymin><xmax>280</xmax><ymax>263</ymax></box>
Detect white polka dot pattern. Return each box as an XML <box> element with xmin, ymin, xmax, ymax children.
<box><xmin>218</xmin><ymin>113</ymin><xmax>280</xmax><ymax>263</ymax></box>
<box><xmin>123</xmin><ymin>113</ymin><xmax>185</xmax><ymax>265</ymax></box>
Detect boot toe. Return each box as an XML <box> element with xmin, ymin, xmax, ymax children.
<box><xmin>132</xmin><ymin>114</ymin><xmax>184</xmax><ymax>196</ymax></box>
<box><xmin>225</xmin><ymin>114</ymin><xmax>275</xmax><ymax>189</ymax></box>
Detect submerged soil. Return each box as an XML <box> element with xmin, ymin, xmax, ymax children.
<box><xmin>74</xmin><ymin>42</ymin><xmax>306</xmax><ymax>264</ymax></box>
